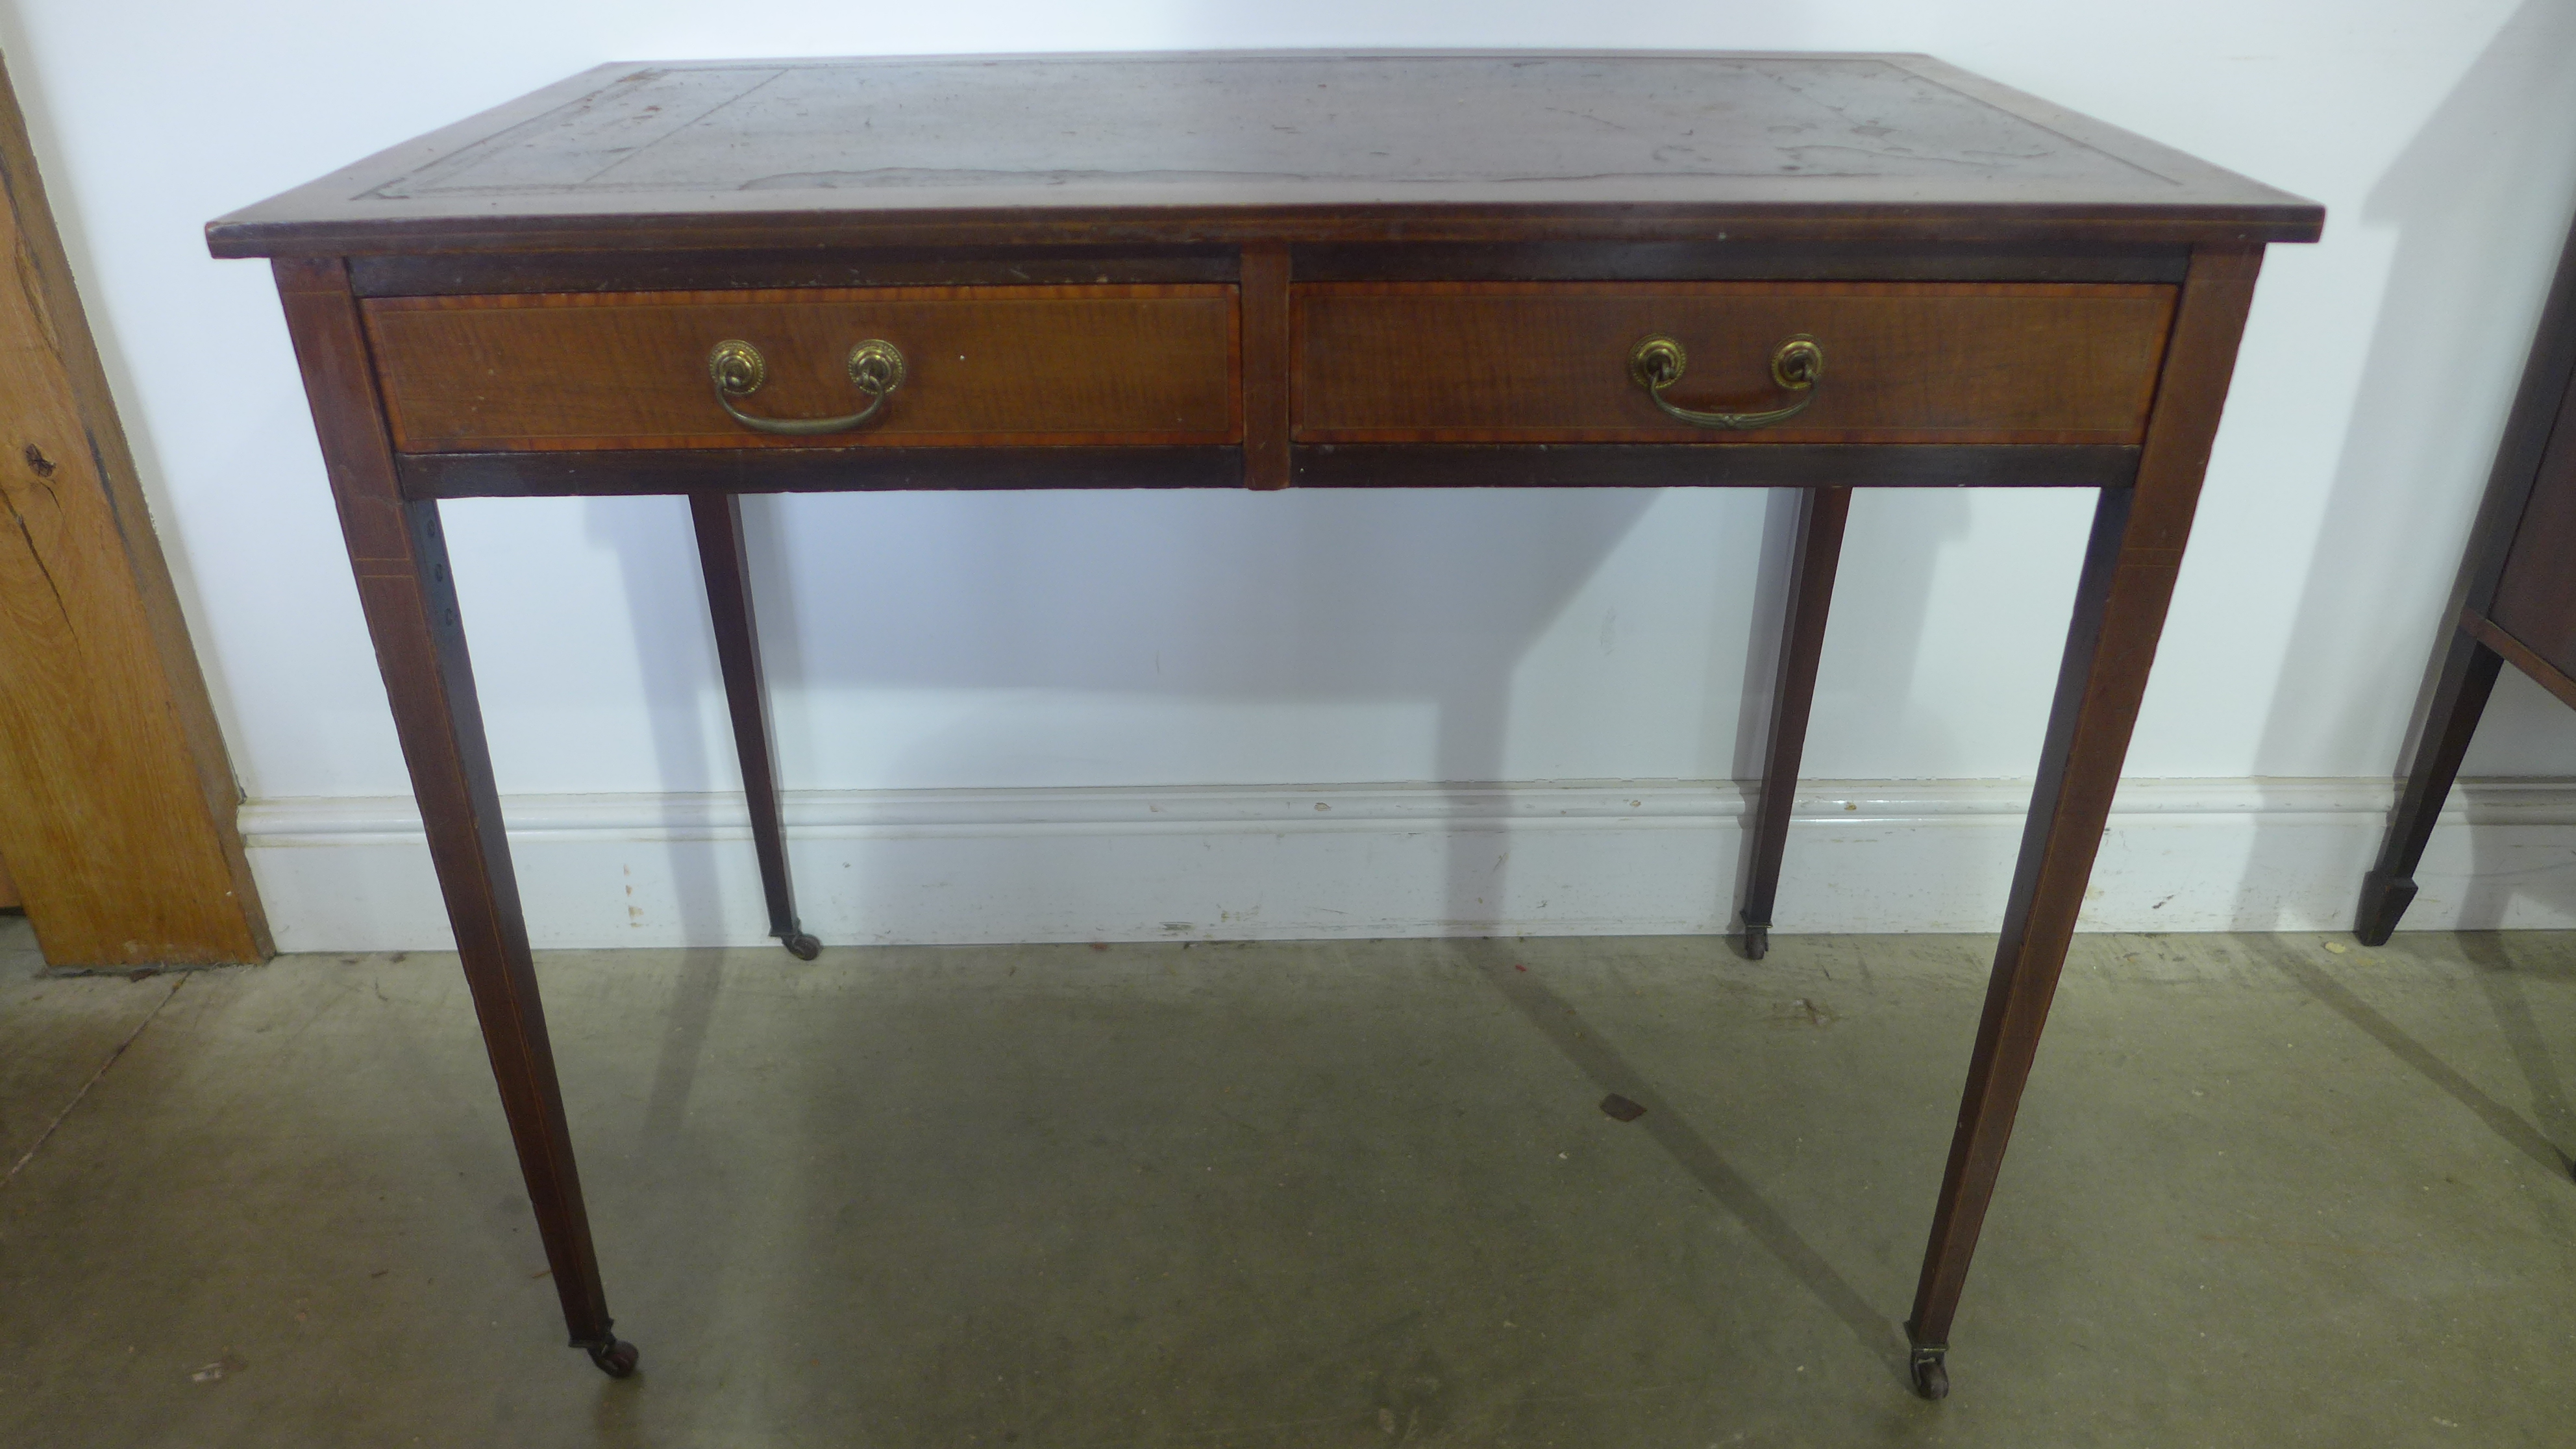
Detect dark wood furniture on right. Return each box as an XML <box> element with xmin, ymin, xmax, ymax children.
<box><xmin>2357</xmin><ymin>206</ymin><xmax>2576</xmax><ymax>944</ymax></box>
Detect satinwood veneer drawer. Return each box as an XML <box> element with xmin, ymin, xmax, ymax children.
<box><xmin>1291</xmin><ymin>282</ymin><xmax>2177</xmax><ymax>445</ymax></box>
<box><xmin>364</xmin><ymin>284</ymin><xmax>1241</xmax><ymax>452</ymax></box>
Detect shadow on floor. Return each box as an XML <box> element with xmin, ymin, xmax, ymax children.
<box><xmin>1467</xmin><ymin>939</ymin><xmax>1911</xmax><ymax>1385</ymax></box>
<box><xmin>2259</xmin><ymin>934</ymin><xmax>2572</xmax><ymax>1178</ymax></box>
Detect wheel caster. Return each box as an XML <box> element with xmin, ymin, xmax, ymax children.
<box><xmin>783</xmin><ymin>931</ymin><xmax>821</xmax><ymax>961</ymax></box>
<box><xmin>587</xmin><ymin>1338</ymin><xmax>640</xmax><ymax>1378</ymax></box>
<box><xmin>1742</xmin><ymin>925</ymin><xmax>1769</xmax><ymax>961</ymax></box>
<box><xmin>1909</xmin><ymin>1344</ymin><xmax>1948</xmax><ymax>1401</ymax></box>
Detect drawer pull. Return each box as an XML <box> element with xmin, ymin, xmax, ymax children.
<box><xmin>1627</xmin><ymin>333</ymin><xmax>1824</xmax><ymax>430</ymax></box>
<box><xmin>706</xmin><ymin>338</ymin><xmax>907</xmax><ymax>435</ymax></box>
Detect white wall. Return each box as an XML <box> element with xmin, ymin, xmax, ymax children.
<box><xmin>6</xmin><ymin>1</ymin><xmax>2576</xmax><ymax>947</ymax></box>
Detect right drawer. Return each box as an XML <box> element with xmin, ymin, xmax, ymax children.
<box><xmin>1293</xmin><ymin>282</ymin><xmax>2177</xmax><ymax>445</ymax></box>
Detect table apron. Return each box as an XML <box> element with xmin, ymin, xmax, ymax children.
<box><xmin>393</xmin><ymin>442</ymin><xmax>2140</xmax><ymax>499</ymax></box>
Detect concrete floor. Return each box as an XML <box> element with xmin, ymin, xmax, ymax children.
<box><xmin>1</xmin><ymin>919</ymin><xmax>2572</xmax><ymax>1446</ymax></box>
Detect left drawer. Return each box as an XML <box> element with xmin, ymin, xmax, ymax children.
<box><xmin>364</xmin><ymin>285</ymin><xmax>1242</xmax><ymax>452</ymax></box>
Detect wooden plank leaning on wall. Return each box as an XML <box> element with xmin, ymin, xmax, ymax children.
<box><xmin>0</xmin><ymin>54</ymin><xmax>267</xmax><ymax>966</ymax></box>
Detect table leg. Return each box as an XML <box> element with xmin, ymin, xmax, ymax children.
<box><xmin>273</xmin><ymin>257</ymin><xmax>635</xmax><ymax>1379</ymax></box>
<box><xmin>689</xmin><ymin>491</ymin><xmax>818</xmax><ymax>960</ymax></box>
<box><xmin>1737</xmin><ymin>485</ymin><xmax>1850</xmax><ymax>960</ymax></box>
<box><xmin>1902</xmin><ymin>245</ymin><xmax>2264</xmax><ymax>1400</ymax></box>
<box><xmin>2354</xmin><ymin>623</ymin><xmax>2503</xmax><ymax>945</ymax></box>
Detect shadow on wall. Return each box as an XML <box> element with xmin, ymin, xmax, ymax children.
<box><xmin>773</xmin><ymin>486</ymin><xmax>1663</xmax><ymax>940</ymax></box>
<box><xmin>573</xmin><ymin>472</ymin><xmax>1979</xmax><ymax>945</ymax></box>
<box><xmin>587</xmin><ymin>495</ymin><xmax>731</xmax><ymax>1160</ymax></box>
<box><xmin>580</xmin><ymin>483</ymin><xmax>1661</xmax><ymax>939</ymax></box>
<box><xmin>2235</xmin><ymin>0</ymin><xmax>2576</xmax><ymax>930</ymax></box>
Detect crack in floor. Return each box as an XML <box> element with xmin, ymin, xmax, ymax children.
<box><xmin>2</xmin><ymin>972</ymin><xmax>184</xmax><ymax>1189</ymax></box>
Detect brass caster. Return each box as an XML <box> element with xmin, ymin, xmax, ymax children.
<box><xmin>587</xmin><ymin>1338</ymin><xmax>639</xmax><ymax>1379</ymax></box>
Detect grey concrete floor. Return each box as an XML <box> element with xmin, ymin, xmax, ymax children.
<box><xmin>2</xmin><ymin>917</ymin><xmax>2573</xmax><ymax>1446</ymax></box>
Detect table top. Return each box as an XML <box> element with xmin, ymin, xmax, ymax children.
<box><xmin>208</xmin><ymin>52</ymin><xmax>2322</xmax><ymax>257</ymax></box>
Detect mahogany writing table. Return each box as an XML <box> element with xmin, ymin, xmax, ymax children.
<box><xmin>208</xmin><ymin>52</ymin><xmax>2321</xmax><ymax>1398</ymax></box>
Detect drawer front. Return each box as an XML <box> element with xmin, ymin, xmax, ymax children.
<box><xmin>2489</xmin><ymin>382</ymin><xmax>2576</xmax><ymax>681</ymax></box>
<box><xmin>365</xmin><ymin>285</ymin><xmax>1240</xmax><ymax>452</ymax></box>
<box><xmin>1293</xmin><ymin>282</ymin><xmax>2175</xmax><ymax>445</ymax></box>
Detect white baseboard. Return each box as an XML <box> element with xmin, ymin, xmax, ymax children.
<box><xmin>237</xmin><ymin>777</ymin><xmax>2576</xmax><ymax>952</ymax></box>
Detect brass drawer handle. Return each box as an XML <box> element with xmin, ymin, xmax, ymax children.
<box><xmin>1628</xmin><ymin>333</ymin><xmax>1824</xmax><ymax>430</ymax></box>
<box><xmin>707</xmin><ymin>338</ymin><xmax>906</xmax><ymax>435</ymax></box>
